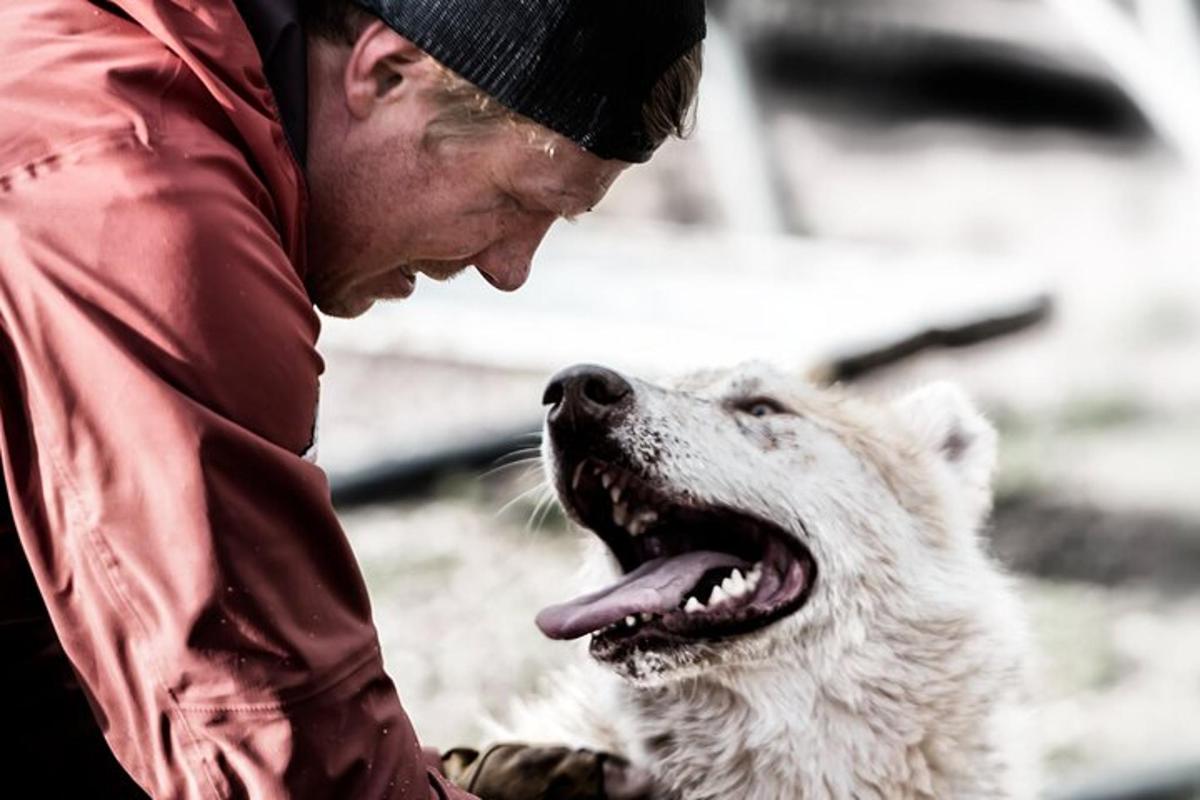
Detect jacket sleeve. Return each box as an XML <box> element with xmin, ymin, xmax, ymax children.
<box><xmin>0</xmin><ymin>129</ymin><xmax>475</xmax><ymax>799</ymax></box>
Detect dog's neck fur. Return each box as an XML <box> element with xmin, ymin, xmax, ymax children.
<box><xmin>619</xmin><ymin>611</ymin><xmax>1026</xmax><ymax>800</ymax></box>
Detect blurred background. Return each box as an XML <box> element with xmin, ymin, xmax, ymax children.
<box><xmin>318</xmin><ymin>2</ymin><xmax>1200</xmax><ymax>796</ymax></box>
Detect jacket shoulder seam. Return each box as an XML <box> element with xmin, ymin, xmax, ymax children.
<box><xmin>0</xmin><ymin>127</ymin><xmax>150</xmax><ymax>192</ymax></box>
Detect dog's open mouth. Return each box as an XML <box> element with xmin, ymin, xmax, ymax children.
<box><xmin>536</xmin><ymin>458</ymin><xmax>817</xmax><ymax>654</ymax></box>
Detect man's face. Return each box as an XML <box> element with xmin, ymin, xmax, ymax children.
<box><xmin>305</xmin><ymin>24</ymin><xmax>630</xmax><ymax>318</ymax></box>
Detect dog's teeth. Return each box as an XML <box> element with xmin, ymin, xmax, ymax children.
<box><xmin>640</xmin><ymin>612</ymin><xmax>653</xmax><ymax>622</ymax></box>
<box><xmin>601</xmin><ymin>473</ymin><xmax>614</xmax><ymax>489</ymax></box>
<box><xmin>613</xmin><ymin>502</ymin><xmax>630</xmax><ymax>527</ymax></box>
<box><xmin>709</xmin><ymin>585</ymin><xmax>729</xmax><ymax>607</ymax></box>
<box><xmin>610</xmin><ymin>486</ymin><xmax>622</xmax><ymax>503</ymax></box>
<box><xmin>625</xmin><ymin>615</ymin><xmax>638</xmax><ymax>628</ymax></box>
<box><xmin>724</xmin><ymin>570</ymin><xmax>748</xmax><ymax>598</ymax></box>
<box><xmin>630</xmin><ymin>510</ymin><xmax>658</xmax><ymax>534</ymax></box>
<box><xmin>684</xmin><ymin>597</ymin><xmax>705</xmax><ymax>614</ymax></box>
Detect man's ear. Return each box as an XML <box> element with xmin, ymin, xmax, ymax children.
<box><xmin>343</xmin><ymin>21</ymin><xmax>432</xmax><ymax>120</ymax></box>
<box><xmin>893</xmin><ymin>382</ymin><xmax>997</xmax><ymax>524</ymax></box>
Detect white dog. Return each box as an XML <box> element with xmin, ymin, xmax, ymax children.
<box><xmin>497</xmin><ymin>362</ymin><xmax>1034</xmax><ymax>800</ymax></box>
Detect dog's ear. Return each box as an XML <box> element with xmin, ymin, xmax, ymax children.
<box><xmin>893</xmin><ymin>382</ymin><xmax>997</xmax><ymax>525</ymax></box>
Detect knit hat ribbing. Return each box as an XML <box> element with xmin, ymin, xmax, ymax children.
<box><xmin>354</xmin><ymin>0</ymin><xmax>707</xmax><ymax>162</ymax></box>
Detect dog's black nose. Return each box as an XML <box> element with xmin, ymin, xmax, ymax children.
<box><xmin>544</xmin><ymin>364</ymin><xmax>633</xmax><ymax>430</ymax></box>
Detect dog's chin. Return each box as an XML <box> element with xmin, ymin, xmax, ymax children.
<box><xmin>538</xmin><ymin>453</ymin><xmax>818</xmax><ymax>676</ymax></box>
<box><xmin>592</xmin><ymin>602</ymin><xmax>816</xmax><ymax>686</ymax></box>
<box><xmin>598</xmin><ymin>639</ymin><xmax>721</xmax><ymax>686</ymax></box>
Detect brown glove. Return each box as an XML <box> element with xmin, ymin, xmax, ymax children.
<box><xmin>441</xmin><ymin>743</ymin><xmax>657</xmax><ymax>800</ymax></box>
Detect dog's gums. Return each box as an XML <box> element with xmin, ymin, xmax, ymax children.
<box><xmin>536</xmin><ymin>458</ymin><xmax>816</xmax><ymax>658</ymax></box>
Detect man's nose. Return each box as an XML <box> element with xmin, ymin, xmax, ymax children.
<box><xmin>474</xmin><ymin>256</ymin><xmax>530</xmax><ymax>292</ymax></box>
<box><xmin>473</xmin><ymin>217</ymin><xmax>556</xmax><ymax>291</ymax></box>
<box><xmin>543</xmin><ymin>364</ymin><xmax>633</xmax><ymax>434</ymax></box>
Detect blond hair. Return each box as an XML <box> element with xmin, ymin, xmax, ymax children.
<box><xmin>423</xmin><ymin>44</ymin><xmax>704</xmax><ymax>156</ymax></box>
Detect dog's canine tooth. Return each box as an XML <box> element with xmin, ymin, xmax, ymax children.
<box><xmin>724</xmin><ymin>570</ymin><xmax>748</xmax><ymax>598</ymax></box>
<box><xmin>601</xmin><ymin>472</ymin><xmax>614</xmax><ymax>490</ymax></box>
<box><xmin>684</xmin><ymin>597</ymin><xmax>705</xmax><ymax>614</ymax></box>
<box><xmin>613</xmin><ymin>502</ymin><xmax>630</xmax><ymax>527</ymax></box>
<box><xmin>610</xmin><ymin>485</ymin><xmax>622</xmax><ymax>503</ymax></box>
<box><xmin>625</xmin><ymin>615</ymin><xmax>638</xmax><ymax>628</ymax></box>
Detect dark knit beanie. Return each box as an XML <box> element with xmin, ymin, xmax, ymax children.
<box><xmin>353</xmin><ymin>0</ymin><xmax>707</xmax><ymax>163</ymax></box>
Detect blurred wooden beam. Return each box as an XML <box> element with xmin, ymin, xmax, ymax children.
<box><xmin>1046</xmin><ymin>0</ymin><xmax>1200</xmax><ymax>176</ymax></box>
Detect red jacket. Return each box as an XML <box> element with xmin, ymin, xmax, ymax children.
<box><xmin>0</xmin><ymin>1</ymin><xmax>470</xmax><ymax>797</ymax></box>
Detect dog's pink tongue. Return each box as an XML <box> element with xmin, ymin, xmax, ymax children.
<box><xmin>536</xmin><ymin>551</ymin><xmax>749</xmax><ymax>641</ymax></box>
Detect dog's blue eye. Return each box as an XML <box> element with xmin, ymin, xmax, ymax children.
<box><xmin>738</xmin><ymin>399</ymin><xmax>785</xmax><ymax>417</ymax></box>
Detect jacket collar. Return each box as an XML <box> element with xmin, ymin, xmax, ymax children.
<box><xmin>234</xmin><ymin>0</ymin><xmax>307</xmax><ymax>165</ymax></box>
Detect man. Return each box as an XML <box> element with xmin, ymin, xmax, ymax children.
<box><xmin>0</xmin><ymin>0</ymin><xmax>703</xmax><ymax>797</ymax></box>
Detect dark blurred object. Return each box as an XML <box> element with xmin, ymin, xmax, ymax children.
<box><xmin>991</xmin><ymin>493</ymin><xmax>1200</xmax><ymax>594</ymax></box>
<box><xmin>711</xmin><ymin>0</ymin><xmax>1149</xmax><ymax>136</ymax></box>
<box><xmin>330</xmin><ymin>428</ymin><xmax>538</xmax><ymax>508</ymax></box>
<box><xmin>1052</xmin><ymin>760</ymin><xmax>1200</xmax><ymax>800</ymax></box>
<box><xmin>816</xmin><ymin>294</ymin><xmax>1053</xmax><ymax>384</ymax></box>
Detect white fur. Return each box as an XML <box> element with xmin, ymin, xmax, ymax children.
<box><xmin>499</xmin><ymin>364</ymin><xmax>1034</xmax><ymax>799</ymax></box>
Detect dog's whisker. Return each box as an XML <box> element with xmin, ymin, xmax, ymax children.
<box><xmin>494</xmin><ymin>481</ymin><xmax>550</xmax><ymax>520</ymax></box>
<box><xmin>530</xmin><ymin>490</ymin><xmax>560</xmax><ymax>534</ymax></box>
<box><xmin>478</xmin><ymin>457</ymin><xmax>543</xmax><ymax>481</ymax></box>
<box><xmin>486</xmin><ymin>448</ymin><xmax>544</xmax><ymax>470</ymax></box>
<box><xmin>524</xmin><ymin>485</ymin><xmax>561</xmax><ymax>536</ymax></box>
<box><xmin>493</xmin><ymin>445</ymin><xmax>543</xmax><ymax>460</ymax></box>
<box><xmin>526</xmin><ymin>488</ymin><xmax>553</xmax><ymax>533</ymax></box>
